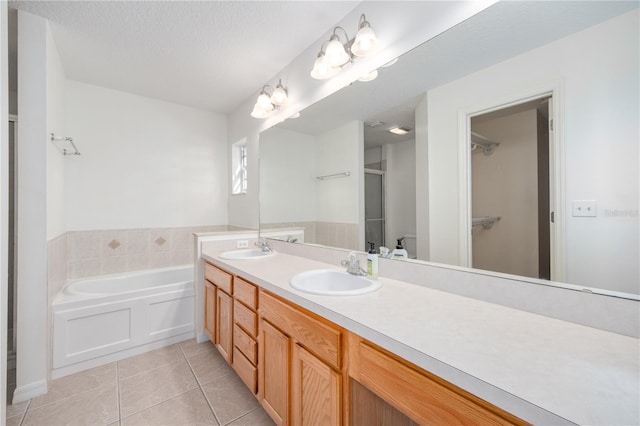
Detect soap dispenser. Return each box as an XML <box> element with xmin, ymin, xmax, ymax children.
<box><xmin>367</xmin><ymin>242</ymin><xmax>379</xmax><ymax>279</ymax></box>
<box><xmin>391</xmin><ymin>238</ymin><xmax>408</xmax><ymax>259</ymax></box>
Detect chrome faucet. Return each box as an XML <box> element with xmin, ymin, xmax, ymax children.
<box><xmin>255</xmin><ymin>239</ymin><xmax>272</xmax><ymax>253</ymax></box>
<box><xmin>286</xmin><ymin>236</ymin><xmax>298</xmax><ymax>243</ymax></box>
<box><xmin>341</xmin><ymin>252</ymin><xmax>367</xmax><ymax>276</ymax></box>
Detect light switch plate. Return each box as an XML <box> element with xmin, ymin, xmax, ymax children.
<box><xmin>236</xmin><ymin>240</ymin><xmax>249</xmax><ymax>248</ymax></box>
<box><xmin>572</xmin><ymin>200</ymin><xmax>597</xmax><ymax>217</ymax></box>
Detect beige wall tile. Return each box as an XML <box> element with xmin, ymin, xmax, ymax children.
<box><xmin>149</xmin><ymin>229</ymin><xmax>172</xmax><ymax>253</ymax></box>
<box><xmin>69</xmin><ymin>231</ymin><xmax>101</xmax><ymax>260</ymax></box>
<box><xmin>68</xmin><ymin>258</ymin><xmax>101</xmax><ymax>279</ymax></box>
<box><xmin>126</xmin><ymin>254</ymin><xmax>149</xmax><ymax>272</ymax></box>
<box><xmin>101</xmin><ymin>230</ymin><xmax>128</xmax><ymax>258</ymax></box>
<box><xmin>149</xmin><ymin>251</ymin><xmax>172</xmax><ymax>269</ymax></box>
<box><xmin>127</xmin><ymin>230</ymin><xmax>150</xmax><ymax>255</ymax></box>
<box><xmin>100</xmin><ymin>256</ymin><xmax>128</xmax><ymax>275</ymax></box>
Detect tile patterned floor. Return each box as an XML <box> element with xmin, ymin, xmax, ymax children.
<box><xmin>6</xmin><ymin>340</ymin><xmax>275</xmax><ymax>426</ymax></box>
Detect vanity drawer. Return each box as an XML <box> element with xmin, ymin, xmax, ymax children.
<box><xmin>204</xmin><ymin>262</ymin><xmax>233</xmax><ymax>294</ymax></box>
<box><xmin>234</xmin><ymin>300</ymin><xmax>257</xmax><ymax>337</ymax></box>
<box><xmin>233</xmin><ymin>346</ymin><xmax>257</xmax><ymax>394</ymax></box>
<box><xmin>260</xmin><ymin>290</ymin><xmax>341</xmax><ymax>369</ymax></box>
<box><xmin>234</xmin><ymin>324</ymin><xmax>257</xmax><ymax>364</ymax></box>
<box><xmin>235</xmin><ymin>277</ymin><xmax>258</xmax><ymax>309</ymax></box>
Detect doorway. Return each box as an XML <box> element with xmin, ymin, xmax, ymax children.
<box><xmin>469</xmin><ymin>96</ymin><xmax>553</xmax><ymax>280</ymax></box>
<box><xmin>364</xmin><ymin>169</ymin><xmax>385</xmax><ymax>251</ymax></box>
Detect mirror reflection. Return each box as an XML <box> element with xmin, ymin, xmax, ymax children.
<box><xmin>259</xmin><ymin>1</ymin><xmax>639</xmax><ymax>297</ymax></box>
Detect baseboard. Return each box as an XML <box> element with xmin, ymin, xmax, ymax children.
<box><xmin>196</xmin><ymin>332</ymin><xmax>210</xmax><ymax>344</ymax></box>
<box><xmin>12</xmin><ymin>380</ymin><xmax>48</xmax><ymax>404</ymax></box>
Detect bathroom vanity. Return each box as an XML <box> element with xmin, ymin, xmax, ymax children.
<box><xmin>200</xmin><ymin>246</ymin><xmax>639</xmax><ymax>425</ymax></box>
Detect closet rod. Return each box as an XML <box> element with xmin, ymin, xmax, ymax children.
<box><xmin>316</xmin><ymin>172</ymin><xmax>350</xmax><ymax>180</ymax></box>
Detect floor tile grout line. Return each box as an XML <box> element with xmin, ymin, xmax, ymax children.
<box><xmin>118</xmin><ymin>385</ymin><xmax>201</xmax><ymax>423</ymax></box>
<box><xmin>118</xmin><ymin>353</ymin><xmax>189</xmax><ymax>382</ymax></box>
<box><xmin>225</xmin><ymin>406</ymin><xmax>262</xmax><ymax>426</ymax></box>
<box><xmin>187</xmin><ymin>347</ymin><xmax>224</xmax><ymax>426</ymax></box>
<box><xmin>116</xmin><ymin>361</ymin><xmax>122</xmax><ymax>422</ymax></box>
<box><xmin>24</xmin><ymin>380</ymin><xmax>117</xmax><ymax>413</ymax></box>
<box><xmin>17</xmin><ymin>398</ymin><xmax>31</xmax><ymax>426</ymax></box>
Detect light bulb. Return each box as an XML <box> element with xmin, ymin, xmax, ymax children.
<box><xmin>251</xmin><ymin>104</ymin><xmax>268</xmax><ymax>119</ymax></box>
<box><xmin>352</xmin><ymin>24</ymin><xmax>380</xmax><ymax>57</ymax></box>
<box><xmin>324</xmin><ymin>35</ymin><xmax>350</xmax><ymax>67</ymax></box>
<box><xmin>311</xmin><ymin>53</ymin><xmax>338</xmax><ymax>80</ymax></box>
<box><xmin>270</xmin><ymin>83</ymin><xmax>287</xmax><ymax>105</ymax></box>
<box><xmin>257</xmin><ymin>92</ymin><xmax>272</xmax><ymax>110</ymax></box>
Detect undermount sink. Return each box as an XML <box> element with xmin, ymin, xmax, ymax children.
<box><xmin>290</xmin><ymin>269</ymin><xmax>381</xmax><ymax>296</ymax></box>
<box><xmin>218</xmin><ymin>249</ymin><xmax>277</xmax><ymax>260</ymax></box>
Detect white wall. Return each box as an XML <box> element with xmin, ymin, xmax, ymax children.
<box><xmin>385</xmin><ymin>139</ymin><xmax>416</xmax><ymax>250</ymax></box>
<box><xmin>64</xmin><ymin>81</ymin><xmax>228</xmax><ymax>231</ymax></box>
<box><xmin>227</xmin><ymin>1</ymin><xmax>497</xmax><ymax>229</ymax></box>
<box><xmin>14</xmin><ymin>10</ymin><xmax>49</xmax><ymax>402</ymax></box>
<box><xmin>415</xmin><ymin>94</ymin><xmax>429</xmax><ymax>260</ymax></box>
<box><xmin>259</xmin><ymin>127</ymin><xmax>316</xmax><ymax>223</ymax></box>
<box><xmin>1</xmin><ymin>3</ymin><xmax>9</xmax><ymax>422</ymax></box>
<box><xmin>427</xmin><ymin>10</ymin><xmax>639</xmax><ymax>294</ymax></box>
<box><xmin>315</xmin><ymin>121</ymin><xmax>363</xmax><ymax>225</ymax></box>
<box><xmin>46</xmin><ymin>24</ymin><xmax>66</xmax><ymax>240</ymax></box>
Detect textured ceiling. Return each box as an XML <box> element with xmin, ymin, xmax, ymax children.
<box><xmin>9</xmin><ymin>0</ymin><xmax>359</xmax><ymax>113</ymax></box>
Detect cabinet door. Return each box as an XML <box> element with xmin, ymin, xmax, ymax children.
<box><xmin>258</xmin><ymin>319</ymin><xmax>290</xmax><ymax>426</ymax></box>
<box><xmin>292</xmin><ymin>344</ymin><xmax>341</xmax><ymax>426</ymax></box>
<box><xmin>204</xmin><ymin>281</ymin><xmax>216</xmax><ymax>343</ymax></box>
<box><xmin>216</xmin><ymin>289</ymin><xmax>233</xmax><ymax>363</ymax></box>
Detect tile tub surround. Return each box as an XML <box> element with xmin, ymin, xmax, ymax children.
<box><xmin>202</xmin><ymin>248</ymin><xmax>640</xmax><ymax>426</ymax></box>
<box><xmin>261</xmin><ymin>221</ymin><xmax>359</xmax><ymax>250</ymax></box>
<box><xmin>6</xmin><ymin>340</ymin><xmax>274</xmax><ymax>426</ymax></box>
<box><xmin>63</xmin><ymin>225</ymin><xmax>245</xmax><ymax>279</ymax></box>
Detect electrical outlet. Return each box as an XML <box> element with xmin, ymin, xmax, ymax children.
<box><xmin>572</xmin><ymin>200</ymin><xmax>597</xmax><ymax>217</ymax></box>
<box><xmin>236</xmin><ymin>240</ymin><xmax>249</xmax><ymax>248</ymax></box>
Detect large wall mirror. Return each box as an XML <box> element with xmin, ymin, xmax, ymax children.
<box><xmin>259</xmin><ymin>1</ymin><xmax>639</xmax><ymax>298</ymax></box>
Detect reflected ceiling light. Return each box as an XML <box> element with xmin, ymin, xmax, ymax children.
<box><xmin>389</xmin><ymin>127</ymin><xmax>410</xmax><ymax>135</ymax></box>
<box><xmin>358</xmin><ymin>69</ymin><xmax>378</xmax><ymax>82</ymax></box>
<box><xmin>311</xmin><ymin>13</ymin><xmax>381</xmax><ymax>80</ymax></box>
<box><xmin>250</xmin><ymin>79</ymin><xmax>288</xmax><ymax>119</ymax></box>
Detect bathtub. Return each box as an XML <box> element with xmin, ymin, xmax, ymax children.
<box><xmin>52</xmin><ymin>265</ymin><xmax>195</xmax><ymax>378</ymax></box>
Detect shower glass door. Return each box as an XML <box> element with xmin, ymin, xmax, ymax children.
<box><xmin>364</xmin><ymin>170</ymin><xmax>385</xmax><ymax>250</ymax></box>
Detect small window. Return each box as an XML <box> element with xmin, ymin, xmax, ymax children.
<box><xmin>232</xmin><ymin>140</ymin><xmax>248</xmax><ymax>194</ymax></box>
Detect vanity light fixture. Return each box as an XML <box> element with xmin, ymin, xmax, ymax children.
<box><xmin>250</xmin><ymin>79</ymin><xmax>288</xmax><ymax>119</ymax></box>
<box><xmin>389</xmin><ymin>127</ymin><xmax>410</xmax><ymax>135</ymax></box>
<box><xmin>311</xmin><ymin>13</ymin><xmax>381</xmax><ymax>80</ymax></box>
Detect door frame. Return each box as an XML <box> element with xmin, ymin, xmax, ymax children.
<box><xmin>364</xmin><ymin>168</ymin><xmax>386</xmax><ymax>250</ymax></box>
<box><xmin>457</xmin><ymin>81</ymin><xmax>565</xmax><ymax>282</ymax></box>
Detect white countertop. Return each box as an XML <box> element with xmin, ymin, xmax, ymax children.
<box><xmin>202</xmin><ymin>250</ymin><xmax>640</xmax><ymax>425</ymax></box>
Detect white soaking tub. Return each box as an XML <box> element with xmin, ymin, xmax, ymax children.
<box><xmin>52</xmin><ymin>265</ymin><xmax>194</xmax><ymax>378</ymax></box>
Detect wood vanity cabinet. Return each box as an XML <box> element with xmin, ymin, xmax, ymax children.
<box><xmin>232</xmin><ymin>277</ymin><xmax>259</xmax><ymax>394</ymax></box>
<box><xmin>258</xmin><ymin>289</ymin><xmax>345</xmax><ymax>426</ymax></box>
<box><xmin>204</xmin><ymin>262</ymin><xmax>233</xmax><ymax>363</ymax></box>
<box><xmin>203</xmin><ymin>260</ymin><xmax>525</xmax><ymax>426</ymax></box>
<box><xmin>347</xmin><ymin>333</ymin><xmax>527</xmax><ymax>426</ymax></box>
<box><xmin>203</xmin><ymin>280</ymin><xmax>216</xmax><ymax>341</ymax></box>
